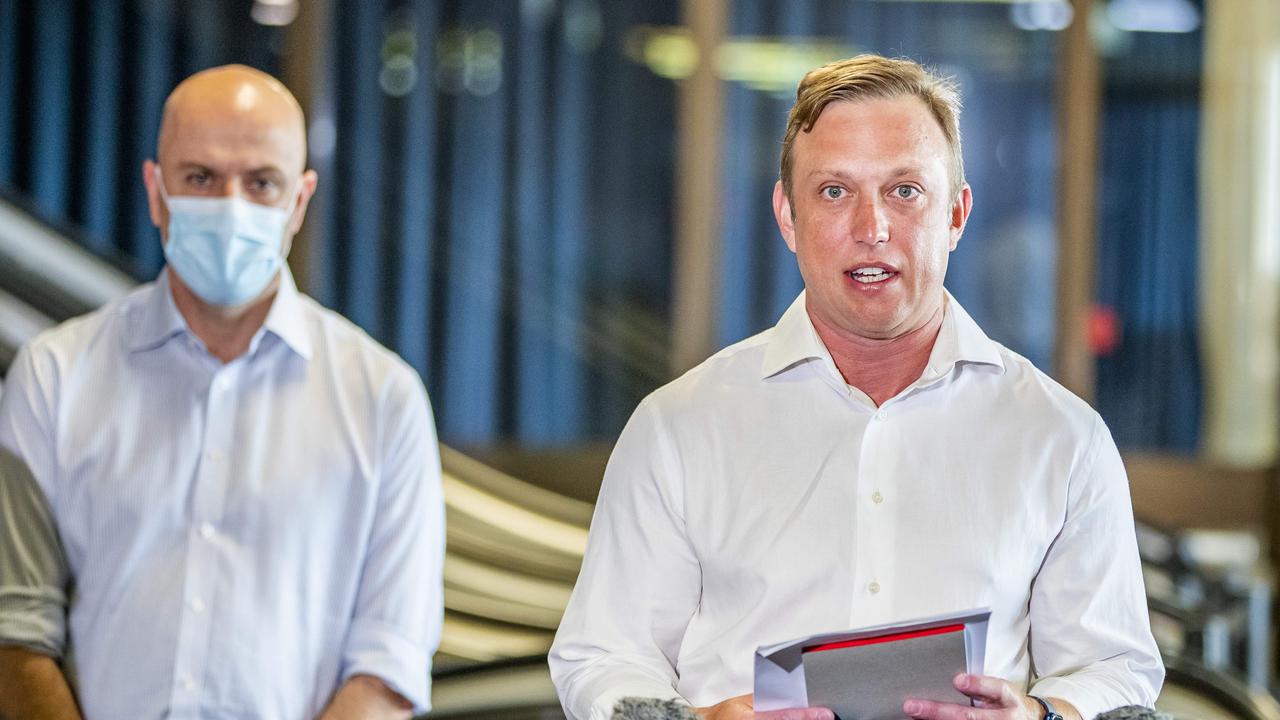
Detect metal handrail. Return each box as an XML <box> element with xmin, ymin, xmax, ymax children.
<box><xmin>0</xmin><ymin>192</ymin><xmax>135</xmax><ymax>320</ymax></box>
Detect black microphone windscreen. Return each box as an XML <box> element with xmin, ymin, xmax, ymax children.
<box><xmin>1093</xmin><ymin>705</ymin><xmax>1172</xmax><ymax>720</ymax></box>
<box><xmin>612</xmin><ymin>697</ymin><xmax>701</xmax><ymax>720</ymax></box>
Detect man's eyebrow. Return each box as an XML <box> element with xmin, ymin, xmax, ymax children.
<box><xmin>804</xmin><ymin>166</ymin><xmax>927</xmax><ymax>180</ymax></box>
<box><xmin>805</xmin><ymin>168</ymin><xmax>856</xmax><ymax>180</ymax></box>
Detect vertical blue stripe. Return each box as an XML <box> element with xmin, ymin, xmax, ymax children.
<box><xmin>81</xmin><ymin>0</ymin><xmax>122</xmax><ymax>256</ymax></box>
<box><xmin>718</xmin><ymin>0</ymin><xmax>763</xmax><ymax>347</ymax></box>
<box><xmin>307</xmin><ymin>0</ymin><xmax>342</xmax><ymax>309</ymax></box>
<box><xmin>512</xmin><ymin>8</ymin><xmax>554</xmax><ymax>440</ymax></box>
<box><xmin>394</xmin><ymin>0</ymin><xmax>440</xmax><ymax>378</ymax></box>
<box><xmin>765</xmin><ymin>1</ymin><xmax>811</xmax><ymax>320</ymax></box>
<box><xmin>31</xmin><ymin>0</ymin><xmax>75</xmax><ymax>219</ymax></box>
<box><xmin>127</xmin><ymin>0</ymin><xmax>174</xmax><ymax>277</ymax></box>
<box><xmin>439</xmin><ymin>1</ymin><xmax>511</xmax><ymax>442</ymax></box>
<box><xmin>186</xmin><ymin>0</ymin><xmax>228</xmax><ymax>73</ymax></box>
<box><xmin>342</xmin><ymin>1</ymin><xmax>386</xmax><ymax>338</ymax></box>
<box><xmin>546</xmin><ymin>9</ymin><xmax>588</xmax><ymax>441</ymax></box>
<box><xmin>0</xmin><ymin>0</ymin><xmax>17</xmax><ymax>185</ymax></box>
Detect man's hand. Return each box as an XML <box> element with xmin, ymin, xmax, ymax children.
<box><xmin>0</xmin><ymin>646</ymin><xmax>82</xmax><ymax>720</ymax></box>
<box><xmin>903</xmin><ymin>674</ymin><xmax>1081</xmax><ymax>720</ymax></box>
<box><xmin>696</xmin><ymin>694</ymin><xmax>834</xmax><ymax>720</ymax></box>
<box><xmin>316</xmin><ymin>674</ymin><xmax>412</xmax><ymax>720</ymax></box>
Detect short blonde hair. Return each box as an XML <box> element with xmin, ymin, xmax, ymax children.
<box><xmin>780</xmin><ymin>54</ymin><xmax>964</xmax><ymax>200</ymax></box>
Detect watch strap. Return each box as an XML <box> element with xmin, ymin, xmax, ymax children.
<box><xmin>1030</xmin><ymin>695</ymin><xmax>1064</xmax><ymax>720</ymax></box>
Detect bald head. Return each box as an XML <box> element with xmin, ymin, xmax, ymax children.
<box><xmin>143</xmin><ymin>64</ymin><xmax>319</xmax><ymax>268</ymax></box>
<box><xmin>157</xmin><ymin>64</ymin><xmax>307</xmax><ymax>174</ymax></box>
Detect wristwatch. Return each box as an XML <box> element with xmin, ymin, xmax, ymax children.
<box><xmin>1029</xmin><ymin>696</ymin><xmax>1064</xmax><ymax>720</ymax></box>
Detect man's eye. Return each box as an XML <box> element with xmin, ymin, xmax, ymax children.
<box><xmin>822</xmin><ymin>186</ymin><xmax>844</xmax><ymax>200</ymax></box>
<box><xmin>186</xmin><ymin>172</ymin><xmax>211</xmax><ymax>186</ymax></box>
<box><xmin>894</xmin><ymin>185</ymin><xmax>919</xmax><ymax>199</ymax></box>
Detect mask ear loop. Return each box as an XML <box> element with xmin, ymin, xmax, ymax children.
<box><xmin>154</xmin><ymin>165</ymin><xmax>172</xmax><ymax>207</ymax></box>
<box><xmin>280</xmin><ymin>176</ymin><xmax>304</xmax><ymax>231</ymax></box>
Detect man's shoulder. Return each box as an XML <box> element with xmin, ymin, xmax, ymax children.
<box><xmin>293</xmin><ymin>294</ymin><xmax>426</xmax><ymax>396</ymax></box>
<box><xmin>641</xmin><ymin>327</ymin><xmax>776</xmax><ymax>416</ymax></box>
<box><xmin>14</xmin><ymin>284</ymin><xmax>150</xmax><ymax>373</ymax></box>
<box><xmin>985</xmin><ymin>342</ymin><xmax>1102</xmax><ymax>436</ymax></box>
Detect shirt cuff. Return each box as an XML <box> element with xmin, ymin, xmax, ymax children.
<box><xmin>573</xmin><ymin>674</ymin><xmax>686</xmax><ymax>720</ymax></box>
<box><xmin>1030</xmin><ymin>676</ymin><xmax>1110</xmax><ymax>720</ymax></box>
<box><xmin>340</xmin><ymin>617</ymin><xmax>431</xmax><ymax>714</ymax></box>
<box><xmin>0</xmin><ymin>586</ymin><xmax>66</xmax><ymax>657</ymax></box>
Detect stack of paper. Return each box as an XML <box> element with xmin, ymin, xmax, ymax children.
<box><xmin>754</xmin><ymin>608</ymin><xmax>991</xmax><ymax>720</ymax></box>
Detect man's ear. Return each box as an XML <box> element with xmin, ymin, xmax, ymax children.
<box><xmin>142</xmin><ymin>159</ymin><xmax>165</xmax><ymax>232</ymax></box>
<box><xmin>948</xmin><ymin>183</ymin><xmax>973</xmax><ymax>252</ymax></box>
<box><xmin>772</xmin><ymin>181</ymin><xmax>797</xmax><ymax>254</ymax></box>
<box><xmin>281</xmin><ymin>170</ymin><xmax>319</xmax><ymax>259</ymax></box>
<box><xmin>288</xmin><ymin>169</ymin><xmax>319</xmax><ymax>236</ymax></box>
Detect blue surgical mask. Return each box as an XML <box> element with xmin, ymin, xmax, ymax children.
<box><xmin>156</xmin><ymin>168</ymin><xmax>298</xmax><ymax>306</ymax></box>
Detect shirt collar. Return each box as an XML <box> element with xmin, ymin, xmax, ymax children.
<box><xmin>760</xmin><ymin>291</ymin><xmax>840</xmax><ymax>380</ymax></box>
<box><xmin>126</xmin><ymin>269</ymin><xmax>188</xmax><ymax>353</ymax></box>
<box><xmin>760</xmin><ymin>289</ymin><xmax>1005</xmax><ymax>381</ymax></box>
<box><xmin>261</xmin><ymin>266</ymin><xmax>313</xmax><ymax>360</ymax></box>
<box><xmin>126</xmin><ymin>266</ymin><xmax>313</xmax><ymax>360</ymax></box>
<box><xmin>925</xmin><ymin>289</ymin><xmax>1005</xmax><ymax>377</ymax></box>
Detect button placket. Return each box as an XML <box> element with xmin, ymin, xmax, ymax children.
<box><xmin>169</xmin><ymin>365</ymin><xmax>240</xmax><ymax>711</ymax></box>
<box><xmin>852</xmin><ymin>409</ymin><xmax>887</xmax><ymax>621</ymax></box>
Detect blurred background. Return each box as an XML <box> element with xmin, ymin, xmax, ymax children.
<box><xmin>1</xmin><ymin>0</ymin><xmax>1278</xmax><ymax>717</ymax></box>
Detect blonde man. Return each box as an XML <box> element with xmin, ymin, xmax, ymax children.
<box><xmin>550</xmin><ymin>55</ymin><xmax>1162</xmax><ymax>720</ymax></box>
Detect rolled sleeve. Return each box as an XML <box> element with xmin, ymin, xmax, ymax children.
<box><xmin>549</xmin><ymin>398</ymin><xmax>702</xmax><ymax>720</ymax></box>
<box><xmin>0</xmin><ymin>346</ymin><xmax>70</xmax><ymax>658</ymax></box>
<box><xmin>340</xmin><ymin>617</ymin><xmax>432</xmax><ymax>710</ymax></box>
<box><xmin>1027</xmin><ymin>416</ymin><xmax>1164</xmax><ymax>718</ymax></box>
<box><xmin>339</xmin><ymin>366</ymin><xmax>444</xmax><ymax>714</ymax></box>
<box><xmin>0</xmin><ymin>448</ymin><xmax>69</xmax><ymax>657</ymax></box>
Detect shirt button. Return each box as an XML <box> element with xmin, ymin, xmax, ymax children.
<box><xmin>872</xmin><ymin>490</ymin><xmax>884</xmax><ymax>504</ymax></box>
<box><xmin>179</xmin><ymin>675</ymin><xmax>195</xmax><ymax>691</ymax></box>
<box><xmin>875</xmin><ymin>410</ymin><xmax>887</xmax><ymax>421</ymax></box>
<box><xmin>190</xmin><ymin>597</ymin><xmax>205</xmax><ymax>613</ymax></box>
<box><xmin>868</xmin><ymin>581</ymin><xmax>881</xmax><ymax>594</ymax></box>
<box><xmin>199</xmin><ymin>522</ymin><xmax>216</xmax><ymax>540</ymax></box>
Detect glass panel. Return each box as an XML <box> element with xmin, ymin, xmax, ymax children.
<box><xmin>1093</xmin><ymin>2</ymin><xmax>1204</xmax><ymax>451</ymax></box>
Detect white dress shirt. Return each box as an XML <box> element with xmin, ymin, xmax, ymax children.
<box><xmin>549</xmin><ymin>292</ymin><xmax>1163</xmax><ymax>720</ymax></box>
<box><xmin>0</xmin><ymin>268</ymin><xmax>444</xmax><ymax>719</ymax></box>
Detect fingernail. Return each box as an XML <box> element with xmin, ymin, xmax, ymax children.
<box><xmin>904</xmin><ymin>701</ymin><xmax>921</xmax><ymax>715</ymax></box>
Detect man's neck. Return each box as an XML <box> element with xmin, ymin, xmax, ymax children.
<box><xmin>810</xmin><ymin>303</ymin><xmax>945</xmax><ymax>408</ymax></box>
<box><xmin>167</xmin><ymin>267</ymin><xmax>277</xmax><ymax>364</ymax></box>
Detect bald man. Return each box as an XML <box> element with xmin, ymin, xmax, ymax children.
<box><xmin>0</xmin><ymin>66</ymin><xmax>444</xmax><ymax>720</ymax></box>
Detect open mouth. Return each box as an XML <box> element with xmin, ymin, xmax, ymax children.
<box><xmin>846</xmin><ymin>266</ymin><xmax>899</xmax><ymax>284</ymax></box>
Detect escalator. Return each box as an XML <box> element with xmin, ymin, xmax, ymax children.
<box><xmin>2</xmin><ymin>192</ymin><xmax>1276</xmax><ymax>719</ymax></box>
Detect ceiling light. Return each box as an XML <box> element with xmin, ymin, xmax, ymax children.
<box><xmin>1107</xmin><ymin>0</ymin><xmax>1201</xmax><ymax>33</ymax></box>
<box><xmin>1010</xmin><ymin>0</ymin><xmax>1074</xmax><ymax>31</ymax></box>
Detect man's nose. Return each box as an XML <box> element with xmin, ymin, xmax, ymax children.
<box><xmin>851</xmin><ymin>196</ymin><xmax>890</xmax><ymax>245</ymax></box>
<box><xmin>221</xmin><ymin>178</ymin><xmax>245</xmax><ymax>199</ymax></box>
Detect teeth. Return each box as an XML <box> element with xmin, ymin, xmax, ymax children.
<box><xmin>850</xmin><ymin>268</ymin><xmax>892</xmax><ymax>283</ymax></box>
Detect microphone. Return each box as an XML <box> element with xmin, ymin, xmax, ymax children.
<box><xmin>612</xmin><ymin>698</ymin><xmax>701</xmax><ymax>720</ymax></box>
<box><xmin>1093</xmin><ymin>706</ymin><xmax>1171</xmax><ymax>720</ymax></box>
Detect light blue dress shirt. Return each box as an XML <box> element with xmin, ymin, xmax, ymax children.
<box><xmin>0</xmin><ymin>268</ymin><xmax>444</xmax><ymax>719</ymax></box>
